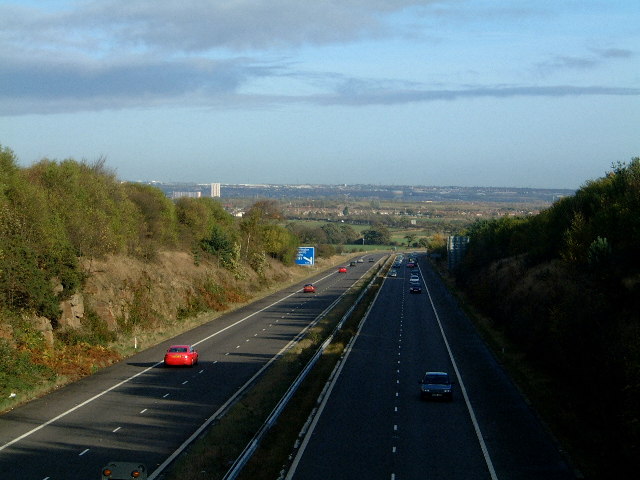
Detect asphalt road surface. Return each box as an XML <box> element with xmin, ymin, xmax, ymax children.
<box><xmin>287</xmin><ymin>254</ymin><xmax>576</xmax><ymax>480</ymax></box>
<box><xmin>0</xmin><ymin>256</ymin><xmax>380</xmax><ymax>480</ymax></box>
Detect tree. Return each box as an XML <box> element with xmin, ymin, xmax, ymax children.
<box><xmin>340</xmin><ymin>224</ymin><xmax>359</xmax><ymax>243</ymax></box>
<box><xmin>362</xmin><ymin>224</ymin><xmax>391</xmax><ymax>245</ymax></box>
<box><xmin>0</xmin><ymin>146</ymin><xmax>79</xmax><ymax>318</ymax></box>
<box><xmin>262</xmin><ymin>224</ymin><xmax>299</xmax><ymax>264</ymax></box>
<box><xmin>286</xmin><ymin>223</ymin><xmax>327</xmax><ymax>245</ymax></box>
<box><xmin>240</xmin><ymin>200</ymin><xmax>298</xmax><ymax>270</ymax></box>
<box><xmin>244</xmin><ymin>200</ymin><xmax>284</xmax><ymax>221</ymax></box>
<box><xmin>124</xmin><ymin>183</ymin><xmax>178</xmax><ymax>255</ymax></box>
<box><xmin>321</xmin><ymin>223</ymin><xmax>345</xmax><ymax>244</ymax></box>
<box><xmin>201</xmin><ymin>223</ymin><xmax>238</xmax><ymax>267</ymax></box>
<box><xmin>404</xmin><ymin>233</ymin><xmax>417</xmax><ymax>247</ymax></box>
<box><xmin>176</xmin><ymin>197</ymin><xmax>234</xmax><ymax>249</ymax></box>
<box><xmin>24</xmin><ymin>158</ymin><xmax>139</xmax><ymax>258</ymax></box>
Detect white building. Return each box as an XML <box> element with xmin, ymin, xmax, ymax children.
<box><xmin>211</xmin><ymin>183</ymin><xmax>221</xmax><ymax>197</ymax></box>
<box><xmin>172</xmin><ymin>191</ymin><xmax>201</xmax><ymax>199</ymax></box>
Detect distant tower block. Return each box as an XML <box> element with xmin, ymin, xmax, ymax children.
<box><xmin>211</xmin><ymin>183</ymin><xmax>221</xmax><ymax>197</ymax></box>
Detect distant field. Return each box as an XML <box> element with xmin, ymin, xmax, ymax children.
<box><xmin>286</xmin><ymin>219</ymin><xmax>442</xmax><ymax>253</ymax></box>
<box><xmin>282</xmin><ymin>196</ymin><xmax>543</xmax><ymax>252</ymax></box>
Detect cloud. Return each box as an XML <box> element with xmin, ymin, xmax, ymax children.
<box><xmin>0</xmin><ymin>0</ymin><xmax>435</xmax><ymax>54</ymax></box>
<box><xmin>542</xmin><ymin>55</ymin><xmax>599</xmax><ymax>71</ymax></box>
<box><xmin>2</xmin><ymin>50</ymin><xmax>638</xmax><ymax>116</ymax></box>
<box><xmin>0</xmin><ymin>55</ymin><xmax>287</xmax><ymax>115</ymax></box>
<box><xmin>591</xmin><ymin>47</ymin><xmax>634</xmax><ymax>59</ymax></box>
<box><xmin>536</xmin><ymin>47</ymin><xmax>636</xmax><ymax>74</ymax></box>
<box><xmin>309</xmin><ymin>82</ymin><xmax>640</xmax><ymax>106</ymax></box>
<box><xmin>1</xmin><ymin>1</ymin><xmax>638</xmax><ymax>115</ymax></box>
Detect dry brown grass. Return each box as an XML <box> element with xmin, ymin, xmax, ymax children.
<box><xmin>1</xmin><ymin>252</ymin><xmax>351</xmax><ymax>413</ymax></box>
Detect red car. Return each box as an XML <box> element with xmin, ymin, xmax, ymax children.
<box><xmin>164</xmin><ymin>345</ymin><xmax>199</xmax><ymax>367</ymax></box>
<box><xmin>338</xmin><ymin>267</ymin><xmax>347</xmax><ymax>273</ymax></box>
<box><xmin>303</xmin><ymin>283</ymin><xmax>316</xmax><ymax>293</ymax></box>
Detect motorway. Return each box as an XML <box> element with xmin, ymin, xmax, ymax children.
<box><xmin>287</xmin><ymin>255</ymin><xmax>576</xmax><ymax>480</ymax></box>
<box><xmin>0</xmin><ymin>257</ymin><xmax>378</xmax><ymax>480</ymax></box>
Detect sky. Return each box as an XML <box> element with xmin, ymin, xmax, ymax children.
<box><xmin>0</xmin><ymin>1</ymin><xmax>638</xmax><ymax>189</ymax></box>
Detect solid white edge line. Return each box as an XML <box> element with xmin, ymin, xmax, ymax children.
<box><xmin>1</xmin><ymin>270</ymin><xmax>338</xmax><ymax>453</ymax></box>
<box><xmin>423</xmin><ymin>269</ymin><xmax>499</xmax><ymax>480</ymax></box>
<box><xmin>0</xmin><ymin>361</ymin><xmax>162</xmax><ymax>452</ymax></box>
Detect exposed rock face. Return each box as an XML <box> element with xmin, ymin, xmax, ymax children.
<box><xmin>80</xmin><ymin>252</ymin><xmax>228</xmax><ymax>330</ymax></box>
<box><xmin>90</xmin><ymin>300</ymin><xmax>124</xmax><ymax>330</ymax></box>
<box><xmin>32</xmin><ymin>315</ymin><xmax>54</xmax><ymax>347</ymax></box>
<box><xmin>59</xmin><ymin>293</ymin><xmax>85</xmax><ymax>329</ymax></box>
<box><xmin>29</xmin><ymin>251</ymin><xmax>317</xmax><ymax>338</ymax></box>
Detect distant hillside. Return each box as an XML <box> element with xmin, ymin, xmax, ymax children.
<box><xmin>138</xmin><ymin>180</ymin><xmax>574</xmax><ymax>204</ymax></box>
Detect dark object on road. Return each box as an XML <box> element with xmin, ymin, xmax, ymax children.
<box><xmin>419</xmin><ymin>372</ymin><xmax>453</xmax><ymax>400</ymax></box>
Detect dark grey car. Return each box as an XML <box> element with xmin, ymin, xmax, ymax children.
<box><xmin>419</xmin><ymin>372</ymin><xmax>453</xmax><ymax>400</ymax></box>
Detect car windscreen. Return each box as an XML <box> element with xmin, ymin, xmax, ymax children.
<box><xmin>424</xmin><ymin>375</ymin><xmax>449</xmax><ymax>384</ymax></box>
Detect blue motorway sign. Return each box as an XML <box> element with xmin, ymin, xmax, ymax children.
<box><xmin>296</xmin><ymin>246</ymin><xmax>315</xmax><ymax>266</ymax></box>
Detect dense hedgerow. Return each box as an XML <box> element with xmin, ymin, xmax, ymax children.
<box><xmin>457</xmin><ymin>157</ymin><xmax>640</xmax><ymax>477</ymax></box>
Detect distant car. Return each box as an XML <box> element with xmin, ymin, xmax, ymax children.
<box><xmin>368</xmin><ymin>257</ymin><xmax>374</xmax><ymax>262</ymax></box>
<box><xmin>406</xmin><ymin>262</ymin><xmax>416</xmax><ymax>268</ymax></box>
<box><xmin>350</xmin><ymin>261</ymin><xmax>357</xmax><ymax>266</ymax></box>
<box><xmin>389</xmin><ymin>269</ymin><xmax>398</xmax><ymax>277</ymax></box>
<box><xmin>409</xmin><ymin>274</ymin><xmax>420</xmax><ymax>283</ymax></box>
<box><xmin>303</xmin><ymin>283</ymin><xmax>316</xmax><ymax>293</ymax></box>
<box><xmin>338</xmin><ymin>267</ymin><xmax>347</xmax><ymax>273</ymax></box>
<box><xmin>419</xmin><ymin>372</ymin><xmax>453</xmax><ymax>400</ymax></box>
<box><xmin>164</xmin><ymin>345</ymin><xmax>198</xmax><ymax>367</ymax></box>
<box><xmin>409</xmin><ymin>284</ymin><xmax>422</xmax><ymax>294</ymax></box>
<box><xmin>357</xmin><ymin>258</ymin><xmax>364</xmax><ymax>263</ymax></box>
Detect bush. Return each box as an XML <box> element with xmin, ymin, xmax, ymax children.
<box><xmin>55</xmin><ymin>310</ymin><xmax>117</xmax><ymax>346</ymax></box>
<box><xmin>0</xmin><ymin>339</ymin><xmax>56</xmax><ymax>398</ymax></box>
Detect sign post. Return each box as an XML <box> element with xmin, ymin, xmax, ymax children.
<box><xmin>295</xmin><ymin>246</ymin><xmax>315</xmax><ymax>266</ymax></box>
